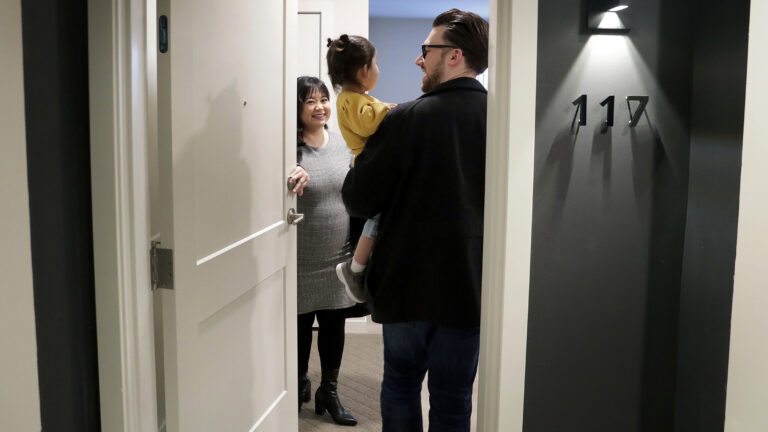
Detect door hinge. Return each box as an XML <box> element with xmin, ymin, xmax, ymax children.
<box><xmin>150</xmin><ymin>241</ymin><xmax>174</xmax><ymax>290</ymax></box>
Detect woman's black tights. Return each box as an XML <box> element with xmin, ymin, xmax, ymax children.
<box><xmin>297</xmin><ymin>308</ymin><xmax>347</xmax><ymax>375</ymax></box>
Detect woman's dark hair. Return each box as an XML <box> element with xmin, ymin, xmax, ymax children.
<box><xmin>296</xmin><ymin>76</ymin><xmax>330</xmax><ymax>151</ymax></box>
<box><xmin>433</xmin><ymin>9</ymin><xmax>489</xmax><ymax>74</ymax></box>
<box><xmin>326</xmin><ymin>34</ymin><xmax>376</xmax><ymax>92</ymax></box>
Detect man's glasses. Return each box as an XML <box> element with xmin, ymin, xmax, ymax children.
<box><xmin>421</xmin><ymin>44</ymin><xmax>459</xmax><ymax>59</ymax></box>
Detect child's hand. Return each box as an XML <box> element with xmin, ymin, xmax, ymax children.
<box><xmin>287</xmin><ymin>166</ymin><xmax>310</xmax><ymax>196</ymax></box>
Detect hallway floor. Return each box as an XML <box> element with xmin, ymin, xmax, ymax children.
<box><xmin>299</xmin><ymin>333</ymin><xmax>478</xmax><ymax>431</ymax></box>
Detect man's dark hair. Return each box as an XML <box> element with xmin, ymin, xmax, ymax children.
<box><xmin>433</xmin><ymin>9</ymin><xmax>489</xmax><ymax>74</ymax></box>
<box><xmin>326</xmin><ymin>34</ymin><xmax>376</xmax><ymax>92</ymax></box>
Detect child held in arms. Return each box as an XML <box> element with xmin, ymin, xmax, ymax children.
<box><xmin>326</xmin><ymin>33</ymin><xmax>394</xmax><ymax>303</ymax></box>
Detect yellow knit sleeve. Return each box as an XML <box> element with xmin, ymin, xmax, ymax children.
<box><xmin>342</xmin><ymin>94</ymin><xmax>391</xmax><ymax>138</ymax></box>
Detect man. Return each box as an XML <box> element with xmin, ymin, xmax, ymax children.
<box><xmin>341</xmin><ymin>9</ymin><xmax>489</xmax><ymax>432</ymax></box>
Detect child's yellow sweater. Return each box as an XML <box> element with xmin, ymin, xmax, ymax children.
<box><xmin>336</xmin><ymin>91</ymin><xmax>391</xmax><ymax>159</ymax></box>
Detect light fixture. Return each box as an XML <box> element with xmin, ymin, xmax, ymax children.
<box><xmin>587</xmin><ymin>0</ymin><xmax>632</xmax><ymax>33</ymax></box>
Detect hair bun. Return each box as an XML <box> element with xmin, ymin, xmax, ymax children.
<box><xmin>328</xmin><ymin>34</ymin><xmax>349</xmax><ymax>52</ymax></box>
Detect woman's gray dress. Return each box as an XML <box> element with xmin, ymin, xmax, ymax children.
<box><xmin>297</xmin><ymin>132</ymin><xmax>355</xmax><ymax>315</ymax></box>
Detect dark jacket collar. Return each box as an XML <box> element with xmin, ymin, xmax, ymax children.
<box><xmin>419</xmin><ymin>77</ymin><xmax>487</xmax><ymax>99</ymax></box>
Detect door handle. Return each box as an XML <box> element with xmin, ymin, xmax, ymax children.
<box><xmin>287</xmin><ymin>208</ymin><xmax>304</xmax><ymax>225</ymax></box>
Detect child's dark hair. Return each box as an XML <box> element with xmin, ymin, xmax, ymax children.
<box><xmin>296</xmin><ymin>76</ymin><xmax>330</xmax><ymax>156</ymax></box>
<box><xmin>326</xmin><ymin>34</ymin><xmax>376</xmax><ymax>92</ymax></box>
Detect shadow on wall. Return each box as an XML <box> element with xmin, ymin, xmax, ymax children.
<box><xmin>632</xmin><ymin>3</ymin><xmax>693</xmax><ymax>431</ymax></box>
<box><xmin>673</xmin><ymin>0</ymin><xmax>750</xmax><ymax>430</ymax></box>
<box><xmin>590</xmin><ymin>112</ymin><xmax>612</xmax><ymax>211</ymax></box>
<box><xmin>536</xmin><ymin>112</ymin><xmax>579</xmax><ymax>232</ymax></box>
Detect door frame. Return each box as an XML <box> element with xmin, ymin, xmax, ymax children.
<box><xmin>723</xmin><ymin>1</ymin><xmax>768</xmax><ymax>429</ymax></box>
<box><xmin>476</xmin><ymin>0</ymin><xmax>538</xmax><ymax>430</ymax></box>
<box><xmin>88</xmin><ymin>0</ymin><xmax>158</xmax><ymax>430</ymax></box>
<box><xmin>89</xmin><ymin>0</ymin><xmax>538</xmax><ymax>430</ymax></box>
<box><xmin>1</xmin><ymin>0</ymin><xmax>41</xmax><ymax>429</ymax></box>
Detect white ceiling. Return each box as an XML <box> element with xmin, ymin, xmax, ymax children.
<box><xmin>369</xmin><ymin>0</ymin><xmax>490</xmax><ymax>19</ymax></box>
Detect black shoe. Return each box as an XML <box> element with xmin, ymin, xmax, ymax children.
<box><xmin>314</xmin><ymin>369</ymin><xmax>357</xmax><ymax>426</ymax></box>
<box><xmin>299</xmin><ymin>374</ymin><xmax>311</xmax><ymax>412</ymax></box>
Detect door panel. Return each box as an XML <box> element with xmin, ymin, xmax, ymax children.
<box><xmin>192</xmin><ymin>227</ymin><xmax>288</xmax><ymax>322</ymax></box>
<box><xmin>157</xmin><ymin>0</ymin><xmax>298</xmax><ymax>430</ymax></box>
<box><xmin>194</xmin><ymin>270</ymin><xmax>287</xmax><ymax>432</ymax></box>
<box><xmin>178</xmin><ymin>3</ymin><xmax>285</xmax><ymax>258</ymax></box>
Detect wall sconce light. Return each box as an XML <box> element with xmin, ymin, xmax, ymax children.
<box><xmin>587</xmin><ymin>0</ymin><xmax>632</xmax><ymax>34</ymax></box>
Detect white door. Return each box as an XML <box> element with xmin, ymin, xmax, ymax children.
<box><xmin>156</xmin><ymin>0</ymin><xmax>298</xmax><ymax>431</ymax></box>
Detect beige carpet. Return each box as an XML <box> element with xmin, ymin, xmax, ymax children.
<box><xmin>299</xmin><ymin>333</ymin><xmax>478</xmax><ymax>431</ymax></box>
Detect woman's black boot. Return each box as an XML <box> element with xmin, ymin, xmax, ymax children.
<box><xmin>298</xmin><ymin>374</ymin><xmax>311</xmax><ymax>412</ymax></box>
<box><xmin>314</xmin><ymin>369</ymin><xmax>357</xmax><ymax>426</ymax></box>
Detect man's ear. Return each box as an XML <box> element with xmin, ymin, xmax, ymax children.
<box><xmin>447</xmin><ymin>49</ymin><xmax>464</xmax><ymax>67</ymax></box>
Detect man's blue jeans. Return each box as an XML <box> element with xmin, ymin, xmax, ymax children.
<box><xmin>381</xmin><ymin>321</ymin><xmax>480</xmax><ymax>432</ymax></box>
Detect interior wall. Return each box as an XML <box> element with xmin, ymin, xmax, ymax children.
<box><xmin>0</xmin><ymin>1</ymin><xmax>41</xmax><ymax>430</ymax></box>
<box><xmin>674</xmin><ymin>1</ymin><xmax>750</xmax><ymax>431</ymax></box>
<box><xmin>724</xmin><ymin>0</ymin><xmax>768</xmax><ymax>430</ymax></box>
<box><xmin>526</xmin><ymin>0</ymin><xmax>694</xmax><ymax>430</ymax></box>
<box><xmin>21</xmin><ymin>0</ymin><xmax>101</xmax><ymax>430</ymax></box>
<box><xmin>369</xmin><ymin>17</ymin><xmax>433</xmax><ymax>104</ymax></box>
<box><xmin>298</xmin><ymin>0</ymin><xmax>368</xmax><ymax>133</ymax></box>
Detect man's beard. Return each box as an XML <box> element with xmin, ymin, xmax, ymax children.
<box><xmin>421</xmin><ymin>61</ymin><xmax>443</xmax><ymax>93</ymax></box>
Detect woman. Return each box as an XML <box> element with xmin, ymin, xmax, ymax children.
<box><xmin>289</xmin><ymin>75</ymin><xmax>357</xmax><ymax>426</ymax></box>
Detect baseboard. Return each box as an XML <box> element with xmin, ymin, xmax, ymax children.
<box><xmin>344</xmin><ymin>317</ymin><xmax>382</xmax><ymax>334</ymax></box>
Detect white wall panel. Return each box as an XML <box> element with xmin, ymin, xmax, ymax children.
<box><xmin>0</xmin><ymin>1</ymin><xmax>42</xmax><ymax>430</ymax></box>
<box><xmin>725</xmin><ymin>1</ymin><xmax>768</xmax><ymax>430</ymax></box>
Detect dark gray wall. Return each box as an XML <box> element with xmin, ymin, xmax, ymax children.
<box><xmin>526</xmin><ymin>0</ymin><xmax>749</xmax><ymax>430</ymax></box>
<box><xmin>21</xmin><ymin>0</ymin><xmax>101</xmax><ymax>430</ymax></box>
<box><xmin>526</xmin><ymin>0</ymin><xmax>694</xmax><ymax>430</ymax></box>
<box><xmin>674</xmin><ymin>1</ymin><xmax>750</xmax><ymax>431</ymax></box>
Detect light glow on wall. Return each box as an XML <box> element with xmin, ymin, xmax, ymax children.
<box><xmin>598</xmin><ymin>12</ymin><xmax>625</xmax><ymax>29</ymax></box>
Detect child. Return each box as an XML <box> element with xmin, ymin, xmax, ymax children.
<box><xmin>326</xmin><ymin>34</ymin><xmax>392</xmax><ymax>304</ymax></box>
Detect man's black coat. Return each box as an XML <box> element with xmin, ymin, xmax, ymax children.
<box><xmin>342</xmin><ymin>77</ymin><xmax>487</xmax><ymax>328</ymax></box>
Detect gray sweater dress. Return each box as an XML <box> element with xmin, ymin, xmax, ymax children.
<box><xmin>297</xmin><ymin>132</ymin><xmax>355</xmax><ymax>315</ymax></box>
